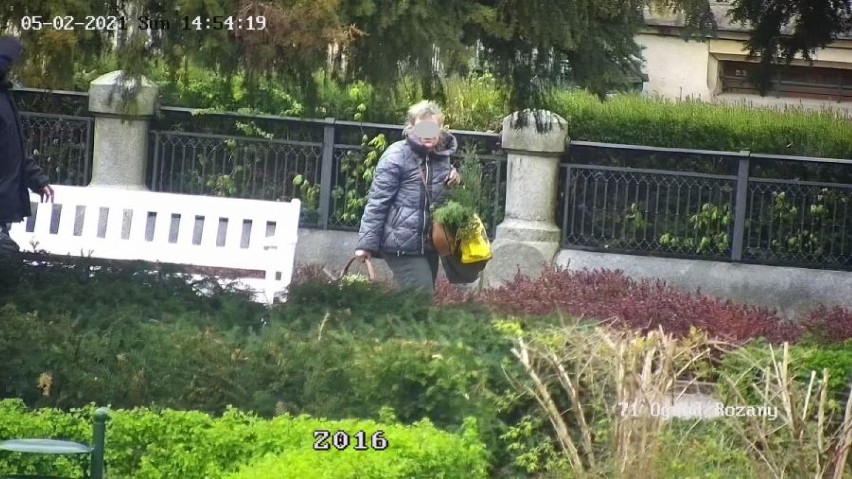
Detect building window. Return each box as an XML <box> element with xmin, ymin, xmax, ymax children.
<box><xmin>720</xmin><ymin>60</ymin><xmax>852</xmax><ymax>102</ymax></box>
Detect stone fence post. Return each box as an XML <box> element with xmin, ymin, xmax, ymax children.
<box><xmin>87</xmin><ymin>71</ymin><xmax>158</xmax><ymax>189</ymax></box>
<box><xmin>482</xmin><ymin>110</ymin><xmax>569</xmax><ymax>287</ymax></box>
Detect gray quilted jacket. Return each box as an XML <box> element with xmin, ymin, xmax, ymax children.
<box><xmin>356</xmin><ymin>132</ymin><xmax>458</xmax><ymax>257</ymax></box>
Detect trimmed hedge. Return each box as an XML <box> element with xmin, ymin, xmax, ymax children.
<box><xmin>0</xmin><ymin>400</ymin><xmax>487</xmax><ymax>479</ymax></box>
<box><xmin>0</xmin><ymin>302</ymin><xmax>504</xmax><ymax>432</ymax></box>
<box><xmin>548</xmin><ymin>90</ymin><xmax>852</xmax><ymax>158</ymax></box>
<box><xmin>224</xmin><ymin>416</ymin><xmax>487</xmax><ymax>479</ymax></box>
<box><xmin>0</xmin><ymin>297</ymin><xmax>511</xmax><ymax>472</ymax></box>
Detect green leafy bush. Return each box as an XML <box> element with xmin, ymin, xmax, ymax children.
<box><xmin>441</xmin><ymin>72</ymin><xmax>507</xmax><ymax>132</ymax></box>
<box><xmin>59</xmin><ymin>54</ymin><xmax>852</xmax><ymax>157</ymax></box>
<box><xmin>225</xmin><ymin>416</ymin><xmax>487</xmax><ymax>479</ymax></box>
<box><xmin>0</xmin><ymin>400</ymin><xmax>487</xmax><ymax>479</ymax></box>
<box><xmin>0</xmin><ymin>260</ymin><xmax>512</xmax><ymax>470</ymax></box>
<box><xmin>0</xmin><ymin>302</ymin><xmax>504</xmax><ymax>428</ymax></box>
<box><xmin>432</xmin><ymin>147</ymin><xmax>489</xmax><ymax>243</ymax></box>
<box><xmin>0</xmin><ymin>258</ymin><xmax>266</xmax><ymax>332</ymax></box>
<box><xmin>547</xmin><ymin>90</ymin><xmax>852</xmax><ymax>157</ymax></box>
<box><xmin>717</xmin><ymin>340</ymin><xmax>852</xmax><ymax>413</ymax></box>
<box><xmin>158</xmin><ymin>67</ymin><xmax>852</xmax><ymax>159</ymax></box>
<box><xmin>4</xmin><ymin>258</ymin><xmax>851</xmax><ymax>478</ymax></box>
<box><xmin>649</xmin><ymin>420</ymin><xmax>759</xmax><ymax>478</ymax></box>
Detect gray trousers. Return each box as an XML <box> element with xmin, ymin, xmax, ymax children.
<box><xmin>384</xmin><ymin>253</ymin><xmax>440</xmax><ymax>298</ymax></box>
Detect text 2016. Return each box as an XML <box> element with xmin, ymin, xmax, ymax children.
<box><xmin>312</xmin><ymin>430</ymin><xmax>388</xmax><ymax>451</ymax></box>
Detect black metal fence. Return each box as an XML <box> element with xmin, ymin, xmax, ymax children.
<box><xmin>19</xmin><ymin>112</ymin><xmax>94</xmax><ymax>186</ymax></box>
<box><xmin>14</xmin><ymin>87</ymin><xmax>852</xmax><ymax>270</ymax></box>
<box><xmin>13</xmin><ymin>88</ymin><xmax>94</xmax><ymax>185</ymax></box>
<box><xmin>148</xmin><ymin>107</ymin><xmax>507</xmax><ymax>238</ymax></box>
<box><xmin>559</xmin><ymin>142</ymin><xmax>852</xmax><ymax>270</ymax></box>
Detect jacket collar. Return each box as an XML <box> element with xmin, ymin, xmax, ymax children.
<box><xmin>405</xmin><ymin>132</ymin><xmax>458</xmax><ymax>159</ymax></box>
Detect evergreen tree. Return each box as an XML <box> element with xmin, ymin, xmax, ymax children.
<box><xmin>1</xmin><ymin>0</ymin><xmax>722</xmax><ymax>122</ymax></box>
<box><xmin>1</xmin><ymin>0</ymin><xmax>351</xmax><ymax>96</ymax></box>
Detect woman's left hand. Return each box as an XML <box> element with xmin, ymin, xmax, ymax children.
<box><xmin>445</xmin><ymin>167</ymin><xmax>461</xmax><ymax>187</ymax></box>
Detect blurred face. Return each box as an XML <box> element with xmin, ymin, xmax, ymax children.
<box><xmin>411</xmin><ymin>116</ymin><xmax>442</xmax><ymax>151</ymax></box>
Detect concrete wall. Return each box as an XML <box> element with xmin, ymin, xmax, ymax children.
<box><xmin>555</xmin><ymin>250</ymin><xmax>852</xmax><ymax>321</ymax></box>
<box><xmin>636</xmin><ymin>33</ymin><xmax>712</xmax><ymax>100</ymax></box>
<box><xmin>295</xmin><ymin>228</ymin><xmax>460</xmax><ymax>283</ymax></box>
<box><xmin>295</xmin><ymin>229</ymin><xmax>851</xmax><ymax>321</ymax></box>
<box><xmin>295</xmin><ymin>228</ymin><xmax>392</xmax><ymax>281</ymax></box>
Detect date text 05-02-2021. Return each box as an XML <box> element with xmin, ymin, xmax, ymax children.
<box><xmin>18</xmin><ymin>15</ymin><xmax>267</xmax><ymax>32</ymax></box>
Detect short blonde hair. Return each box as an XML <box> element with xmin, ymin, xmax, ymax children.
<box><xmin>403</xmin><ymin>100</ymin><xmax>444</xmax><ymax>136</ymax></box>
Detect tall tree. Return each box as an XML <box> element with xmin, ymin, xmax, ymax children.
<box><xmin>1</xmin><ymin>0</ymin><xmax>113</xmax><ymax>88</ymax></box>
<box><xmin>336</xmin><ymin>0</ymin><xmax>715</xmax><ymax>117</ymax></box>
<box><xmin>9</xmin><ymin>0</ymin><xmax>843</xmax><ymax>121</ymax></box>
<box><xmin>1</xmin><ymin>0</ymin><xmax>355</xmax><ymax>95</ymax></box>
<box><xmin>336</xmin><ymin>0</ymin><xmax>473</xmax><ymax>88</ymax></box>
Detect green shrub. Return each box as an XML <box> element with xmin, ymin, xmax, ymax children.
<box><xmin>0</xmin><ymin>400</ymin><xmax>93</xmax><ymax>477</ymax></box>
<box><xmin>225</xmin><ymin>417</ymin><xmax>487</xmax><ymax>479</ymax></box>
<box><xmin>0</xmin><ymin>289</ymin><xmax>511</xmax><ymax>469</ymax></box>
<box><xmin>0</xmin><ymin>304</ymin><xmax>502</xmax><ymax>423</ymax></box>
<box><xmin>442</xmin><ymin>72</ymin><xmax>507</xmax><ymax>132</ymax></box>
<box><xmin>0</xmin><ymin>259</ymin><xmax>266</xmax><ymax>333</ymax></box>
<box><xmin>717</xmin><ymin>340</ymin><xmax>852</xmax><ymax>413</ymax></box>
<box><xmin>547</xmin><ymin>90</ymin><xmax>852</xmax><ymax>157</ymax></box>
<box><xmin>7</xmin><ymin>258</ymin><xmax>849</xmax><ymax>478</ymax></box>
<box><xmin>649</xmin><ymin>420</ymin><xmax>759</xmax><ymax>478</ymax></box>
<box><xmin>282</xmin><ymin>271</ymin><xmax>433</xmax><ymax>320</ymax></box>
<box><xmin>60</xmin><ymin>56</ymin><xmax>852</xmax><ymax>157</ymax></box>
<box><xmin>0</xmin><ymin>400</ymin><xmax>487</xmax><ymax>479</ymax></box>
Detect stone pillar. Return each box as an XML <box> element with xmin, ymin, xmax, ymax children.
<box><xmin>482</xmin><ymin>110</ymin><xmax>569</xmax><ymax>287</ymax></box>
<box><xmin>88</xmin><ymin>71</ymin><xmax>158</xmax><ymax>189</ymax></box>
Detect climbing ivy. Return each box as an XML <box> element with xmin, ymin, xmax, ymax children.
<box><xmin>762</xmin><ymin>190</ymin><xmax>846</xmax><ymax>260</ymax></box>
<box><xmin>659</xmin><ymin>203</ymin><xmax>733</xmax><ymax>255</ymax></box>
<box><xmin>295</xmin><ymin>103</ymin><xmax>390</xmax><ymax>227</ymax></box>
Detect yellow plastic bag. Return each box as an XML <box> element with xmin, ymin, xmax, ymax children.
<box><xmin>460</xmin><ymin>215</ymin><xmax>492</xmax><ymax>264</ymax></box>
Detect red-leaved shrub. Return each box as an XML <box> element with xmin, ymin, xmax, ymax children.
<box><xmin>435</xmin><ymin>266</ymin><xmax>815</xmax><ymax>344</ymax></box>
<box><xmin>434</xmin><ymin>278</ymin><xmax>479</xmax><ymax>305</ymax></box>
<box><xmin>799</xmin><ymin>305</ymin><xmax>852</xmax><ymax>343</ymax></box>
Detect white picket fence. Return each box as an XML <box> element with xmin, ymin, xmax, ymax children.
<box><xmin>8</xmin><ymin>186</ymin><xmax>301</xmax><ymax>304</ymax></box>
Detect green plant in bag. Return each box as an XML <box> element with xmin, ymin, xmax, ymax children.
<box><xmin>432</xmin><ymin>201</ymin><xmax>473</xmax><ymax>237</ymax></box>
<box><xmin>433</xmin><ymin>147</ymin><xmax>486</xmax><ymax>243</ymax></box>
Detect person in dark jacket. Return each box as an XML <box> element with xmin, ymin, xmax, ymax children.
<box><xmin>354</xmin><ymin>100</ymin><xmax>461</xmax><ymax>298</ymax></box>
<box><xmin>0</xmin><ymin>36</ymin><xmax>54</xmax><ymax>252</ymax></box>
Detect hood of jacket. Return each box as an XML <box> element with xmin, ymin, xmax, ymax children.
<box><xmin>404</xmin><ymin>131</ymin><xmax>459</xmax><ymax>160</ymax></box>
<box><xmin>0</xmin><ymin>37</ymin><xmax>22</xmax><ymax>76</ymax></box>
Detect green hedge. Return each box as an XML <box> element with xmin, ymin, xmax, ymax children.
<box><xmin>224</xmin><ymin>416</ymin><xmax>486</xmax><ymax>479</ymax></box>
<box><xmin>0</xmin><ymin>400</ymin><xmax>487</xmax><ymax>479</ymax></box>
<box><xmin>50</xmin><ymin>60</ymin><xmax>852</xmax><ymax>158</ymax></box>
<box><xmin>0</xmin><ymin>301</ymin><xmax>504</xmax><ymax>426</ymax></box>
<box><xmin>0</xmin><ymin>286</ymin><xmax>512</xmax><ymax>470</ymax></box>
<box><xmin>548</xmin><ymin>90</ymin><xmax>852</xmax><ymax>157</ymax></box>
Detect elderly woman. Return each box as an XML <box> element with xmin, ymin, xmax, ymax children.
<box><xmin>354</xmin><ymin>100</ymin><xmax>461</xmax><ymax>298</ymax></box>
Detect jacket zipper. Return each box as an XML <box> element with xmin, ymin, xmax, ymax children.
<box><xmin>422</xmin><ymin>158</ymin><xmax>429</xmax><ymax>255</ymax></box>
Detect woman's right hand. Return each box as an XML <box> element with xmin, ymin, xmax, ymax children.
<box><xmin>355</xmin><ymin>249</ymin><xmax>371</xmax><ymax>261</ymax></box>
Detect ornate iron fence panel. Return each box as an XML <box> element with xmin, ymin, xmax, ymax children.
<box><xmin>20</xmin><ymin>112</ymin><xmax>93</xmax><ymax>186</ymax></box>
